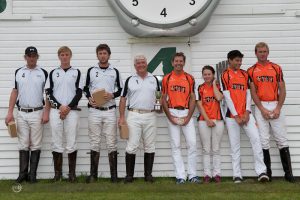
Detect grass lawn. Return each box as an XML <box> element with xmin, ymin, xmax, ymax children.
<box><xmin>0</xmin><ymin>177</ymin><xmax>299</xmax><ymax>200</ymax></box>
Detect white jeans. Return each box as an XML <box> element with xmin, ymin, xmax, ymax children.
<box><xmin>17</xmin><ymin>110</ymin><xmax>44</xmax><ymax>151</ymax></box>
<box><xmin>88</xmin><ymin>108</ymin><xmax>117</xmax><ymax>153</ymax></box>
<box><xmin>126</xmin><ymin>111</ymin><xmax>157</xmax><ymax>154</ymax></box>
<box><xmin>167</xmin><ymin>109</ymin><xmax>198</xmax><ymax>180</ymax></box>
<box><xmin>254</xmin><ymin>101</ymin><xmax>288</xmax><ymax>150</ymax></box>
<box><xmin>225</xmin><ymin>114</ymin><xmax>266</xmax><ymax>178</ymax></box>
<box><xmin>50</xmin><ymin>109</ymin><xmax>79</xmax><ymax>154</ymax></box>
<box><xmin>198</xmin><ymin>120</ymin><xmax>224</xmax><ymax>177</ymax></box>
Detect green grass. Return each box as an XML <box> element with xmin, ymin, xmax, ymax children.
<box><xmin>0</xmin><ymin>177</ymin><xmax>299</xmax><ymax>200</ymax></box>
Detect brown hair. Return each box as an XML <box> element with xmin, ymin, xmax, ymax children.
<box><xmin>202</xmin><ymin>65</ymin><xmax>215</xmax><ymax>75</ymax></box>
<box><xmin>57</xmin><ymin>46</ymin><xmax>72</xmax><ymax>56</ymax></box>
<box><xmin>255</xmin><ymin>42</ymin><xmax>269</xmax><ymax>52</ymax></box>
<box><xmin>172</xmin><ymin>52</ymin><xmax>186</xmax><ymax>62</ymax></box>
<box><xmin>96</xmin><ymin>44</ymin><xmax>111</xmax><ymax>55</ymax></box>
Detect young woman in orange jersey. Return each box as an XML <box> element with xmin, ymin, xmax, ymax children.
<box><xmin>248</xmin><ymin>42</ymin><xmax>295</xmax><ymax>182</ymax></box>
<box><xmin>196</xmin><ymin>65</ymin><xmax>224</xmax><ymax>183</ymax></box>
<box><xmin>221</xmin><ymin>50</ymin><xmax>269</xmax><ymax>183</ymax></box>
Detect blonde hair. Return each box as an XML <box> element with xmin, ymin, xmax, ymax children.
<box><xmin>57</xmin><ymin>46</ymin><xmax>72</xmax><ymax>56</ymax></box>
<box><xmin>255</xmin><ymin>42</ymin><xmax>269</xmax><ymax>52</ymax></box>
<box><xmin>134</xmin><ymin>54</ymin><xmax>147</xmax><ymax>64</ymax></box>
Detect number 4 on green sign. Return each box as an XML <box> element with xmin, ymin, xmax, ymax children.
<box><xmin>147</xmin><ymin>47</ymin><xmax>176</xmax><ymax>75</ymax></box>
<box><xmin>0</xmin><ymin>0</ymin><xmax>7</xmax><ymax>13</ymax></box>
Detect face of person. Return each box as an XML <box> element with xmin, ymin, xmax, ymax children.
<box><xmin>97</xmin><ymin>49</ymin><xmax>110</xmax><ymax>66</ymax></box>
<box><xmin>255</xmin><ymin>46</ymin><xmax>269</xmax><ymax>63</ymax></box>
<box><xmin>228</xmin><ymin>57</ymin><xmax>242</xmax><ymax>71</ymax></box>
<box><xmin>134</xmin><ymin>58</ymin><xmax>148</xmax><ymax>75</ymax></box>
<box><xmin>59</xmin><ymin>51</ymin><xmax>72</xmax><ymax>67</ymax></box>
<box><xmin>25</xmin><ymin>54</ymin><xmax>38</xmax><ymax>68</ymax></box>
<box><xmin>172</xmin><ymin>56</ymin><xmax>185</xmax><ymax>72</ymax></box>
<box><xmin>202</xmin><ymin>69</ymin><xmax>214</xmax><ymax>83</ymax></box>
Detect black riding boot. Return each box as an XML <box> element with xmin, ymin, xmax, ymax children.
<box><xmin>124</xmin><ymin>153</ymin><xmax>135</xmax><ymax>183</ymax></box>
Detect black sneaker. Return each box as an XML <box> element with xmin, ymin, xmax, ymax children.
<box><xmin>258</xmin><ymin>173</ymin><xmax>269</xmax><ymax>182</ymax></box>
<box><xmin>233</xmin><ymin>177</ymin><xmax>243</xmax><ymax>184</ymax></box>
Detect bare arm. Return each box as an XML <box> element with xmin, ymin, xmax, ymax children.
<box><xmin>213</xmin><ymin>80</ymin><xmax>223</xmax><ymax>101</ymax></box>
<box><xmin>41</xmin><ymin>99</ymin><xmax>51</xmax><ymax>124</ymax></box>
<box><xmin>249</xmin><ymin>82</ymin><xmax>270</xmax><ymax>120</ymax></box>
<box><xmin>5</xmin><ymin>89</ymin><xmax>18</xmax><ymax>125</ymax></box>
<box><xmin>182</xmin><ymin>93</ymin><xmax>196</xmax><ymax>125</ymax></box>
<box><xmin>118</xmin><ymin>96</ymin><xmax>127</xmax><ymax>125</ymax></box>
<box><xmin>272</xmin><ymin>81</ymin><xmax>286</xmax><ymax>119</ymax></box>
<box><xmin>196</xmin><ymin>100</ymin><xmax>215</xmax><ymax>127</ymax></box>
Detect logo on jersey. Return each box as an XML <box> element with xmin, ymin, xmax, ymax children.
<box><xmin>56</xmin><ymin>72</ymin><xmax>60</xmax><ymax>77</ymax></box>
<box><xmin>22</xmin><ymin>73</ymin><xmax>25</xmax><ymax>78</ymax></box>
<box><xmin>204</xmin><ymin>96</ymin><xmax>217</xmax><ymax>103</ymax></box>
<box><xmin>171</xmin><ymin>85</ymin><xmax>186</xmax><ymax>93</ymax></box>
<box><xmin>256</xmin><ymin>76</ymin><xmax>274</xmax><ymax>82</ymax></box>
<box><xmin>231</xmin><ymin>83</ymin><xmax>245</xmax><ymax>90</ymax></box>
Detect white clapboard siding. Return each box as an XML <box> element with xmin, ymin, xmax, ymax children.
<box><xmin>0</xmin><ymin>0</ymin><xmax>300</xmax><ymax>179</ymax></box>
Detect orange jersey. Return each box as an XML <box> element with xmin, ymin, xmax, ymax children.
<box><xmin>197</xmin><ymin>83</ymin><xmax>222</xmax><ymax>120</ymax></box>
<box><xmin>162</xmin><ymin>71</ymin><xmax>195</xmax><ymax>108</ymax></box>
<box><xmin>247</xmin><ymin>61</ymin><xmax>284</xmax><ymax>101</ymax></box>
<box><xmin>221</xmin><ymin>68</ymin><xmax>249</xmax><ymax>118</ymax></box>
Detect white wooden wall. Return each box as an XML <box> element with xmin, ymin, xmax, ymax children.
<box><xmin>0</xmin><ymin>0</ymin><xmax>300</xmax><ymax>179</ymax></box>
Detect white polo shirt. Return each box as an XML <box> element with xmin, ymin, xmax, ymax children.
<box><xmin>84</xmin><ymin>64</ymin><xmax>123</xmax><ymax>107</ymax></box>
<box><xmin>14</xmin><ymin>65</ymin><xmax>48</xmax><ymax>108</ymax></box>
<box><xmin>121</xmin><ymin>73</ymin><xmax>160</xmax><ymax>110</ymax></box>
<box><xmin>45</xmin><ymin>67</ymin><xmax>83</xmax><ymax>107</ymax></box>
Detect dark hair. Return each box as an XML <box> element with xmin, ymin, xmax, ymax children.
<box><xmin>202</xmin><ymin>65</ymin><xmax>215</xmax><ymax>75</ymax></box>
<box><xmin>227</xmin><ymin>50</ymin><xmax>244</xmax><ymax>60</ymax></box>
<box><xmin>96</xmin><ymin>44</ymin><xmax>111</xmax><ymax>55</ymax></box>
<box><xmin>172</xmin><ymin>52</ymin><xmax>186</xmax><ymax>62</ymax></box>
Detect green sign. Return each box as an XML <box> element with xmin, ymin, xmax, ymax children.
<box><xmin>147</xmin><ymin>47</ymin><xmax>176</xmax><ymax>75</ymax></box>
<box><xmin>0</xmin><ymin>0</ymin><xmax>6</xmax><ymax>13</ymax></box>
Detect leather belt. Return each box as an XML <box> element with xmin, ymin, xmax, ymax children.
<box><xmin>128</xmin><ymin>108</ymin><xmax>154</xmax><ymax>114</ymax></box>
<box><xmin>18</xmin><ymin>107</ymin><xmax>43</xmax><ymax>113</ymax></box>
<box><xmin>94</xmin><ymin>105</ymin><xmax>116</xmax><ymax>111</ymax></box>
<box><xmin>169</xmin><ymin>106</ymin><xmax>187</xmax><ymax>110</ymax></box>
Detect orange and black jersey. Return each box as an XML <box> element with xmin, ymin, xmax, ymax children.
<box><xmin>162</xmin><ymin>71</ymin><xmax>195</xmax><ymax>109</ymax></box>
<box><xmin>197</xmin><ymin>83</ymin><xmax>222</xmax><ymax>121</ymax></box>
<box><xmin>221</xmin><ymin>68</ymin><xmax>249</xmax><ymax>118</ymax></box>
<box><xmin>247</xmin><ymin>61</ymin><xmax>284</xmax><ymax>101</ymax></box>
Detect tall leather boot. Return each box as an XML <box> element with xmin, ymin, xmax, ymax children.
<box><xmin>280</xmin><ymin>147</ymin><xmax>295</xmax><ymax>183</ymax></box>
<box><xmin>68</xmin><ymin>150</ymin><xmax>77</xmax><ymax>183</ymax></box>
<box><xmin>124</xmin><ymin>153</ymin><xmax>135</xmax><ymax>183</ymax></box>
<box><xmin>109</xmin><ymin>151</ymin><xmax>118</xmax><ymax>183</ymax></box>
<box><xmin>28</xmin><ymin>150</ymin><xmax>41</xmax><ymax>183</ymax></box>
<box><xmin>263</xmin><ymin>149</ymin><xmax>272</xmax><ymax>181</ymax></box>
<box><xmin>52</xmin><ymin>151</ymin><xmax>63</xmax><ymax>182</ymax></box>
<box><xmin>86</xmin><ymin>150</ymin><xmax>100</xmax><ymax>183</ymax></box>
<box><xmin>144</xmin><ymin>153</ymin><xmax>155</xmax><ymax>183</ymax></box>
<box><xmin>16</xmin><ymin>150</ymin><xmax>30</xmax><ymax>183</ymax></box>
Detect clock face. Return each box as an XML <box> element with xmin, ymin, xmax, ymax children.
<box><xmin>117</xmin><ymin>0</ymin><xmax>210</xmax><ymax>25</ymax></box>
<box><xmin>108</xmin><ymin>0</ymin><xmax>219</xmax><ymax>37</ymax></box>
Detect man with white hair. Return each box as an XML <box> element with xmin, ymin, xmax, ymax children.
<box><xmin>119</xmin><ymin>54</ymin><xmax>160</xmax><ymax>183</ymax></box>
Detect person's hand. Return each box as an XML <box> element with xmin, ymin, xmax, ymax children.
<box><xmin>213</xmin><ymin>78</ymin><xmax>219</xmax><ymax>85</ymax></box>
<box><xmin>260</xmin><ymin>107</ymin><xmax>272</xmax><ymax>120</ymax></box>
<box><xmin>181</xmin><ymin>116</ymin><xmax>191</xmax><ymax>126</ymax></box>
<box><xmin>270</xmin><ymin>107</ymin><xmax>281</xmax><ymax>119</ymax></box>
<box><xmin>41</xmin><ymin>111</ymin><xmax>49</xmax><ymax>124</ymax></box>
<box><xmin>206</xmin><ymin>119</ymin><xmax>216</xmax><ymax>127</ymax></box>
<box><xmin>5</xmin><ymin>113</ymin><xmax>14</xmax><ymax>126</ymax></box>
<box><xmin>88</xmin><ymin>97</ymin><xmax>97</xmax><ymax>107</ymax></box>
<box><xmin>234</xmin><ymin>115</ymin><xmax>244</xmax><ymax>126</ymax></box>
<box><xmin>104</xmin><ymin>92</ymin><xmax>114</xmax><ymax>101</ymax></box>
<box><xmin>169</xmin><ymin>115</ymin><xmax>179</xmax><ymax>125</ymax></box>
<box><xmin>59</xmin><ymin>105</ymin><xmax>70</xmax><ymax>120</ymax></box>
<box><xmin>241</xmin><ymin>111</ymin><xmax>250</xmax><ymax>125</ymax></box>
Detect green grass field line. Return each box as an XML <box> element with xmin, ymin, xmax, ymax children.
<box><xmin>0</xmin><ymin>177</ymin><xmax>299</xmax><ymax>200</ymax></box>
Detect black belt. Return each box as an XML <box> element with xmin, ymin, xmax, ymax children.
<box><xmin>94</xmin><ymin>105</ymin><xmax>116</xmax><ymax>111</ymax></box>
<box><xmin>169</xmin><ymin>106</ymin><xmax>187</xmax><ymax>110</ymax></box>
<box><xmin>18</xmin><ymin>107</ymin><xmax>43</xmax><ymax>113</ymax></box>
